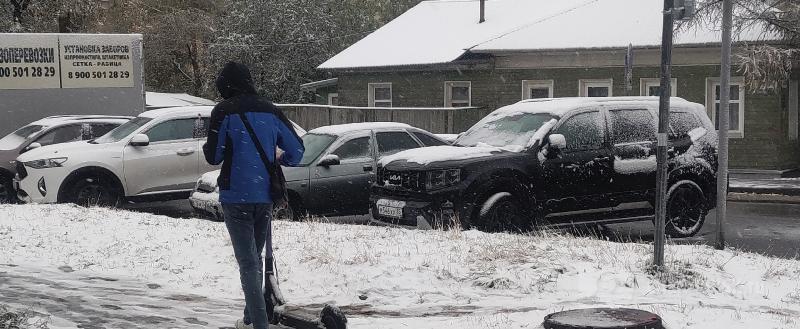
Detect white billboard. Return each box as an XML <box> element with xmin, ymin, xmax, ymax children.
<box><xmin>0</xmin><ymin>34</ymin><xmax>139</xmax><ymax>90</ymax></box>
<box><xmin>0</xmin><ymin>34</ymin><xmax>61</xmax><ymax>89</ymax></box>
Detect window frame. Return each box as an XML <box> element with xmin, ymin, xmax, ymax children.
<box><xmin>328</xmin><ymin>93</ymin><xmax>339</xmax><ymax>106</ymax></box>
<box><xmin>521</xmin><ymin>80</ymin><xmax>554</xmax><ymax>100</ymax></box>
<box><xmin>444</xmin><ymin>81</ymin><xmax>472</xmax><ymax>107</ymax></box>
<box><xmin>705</xmin><ymin>77</ymin><xmax>745</xmax><ymax>139</ymax></box>
<box><xmin>639</xmin><ymin>78</ymin><xmax>678</xmax><ymax>97</ymax></box>
<box><xmin>368</xmin><ymin>83</ymin><xmax>392</xmax><ymax>108</ymax></box>
<box><xmin>579</xmin><ymin>79</ymin><xmax>613</xmax><ymax>97</ymax></box>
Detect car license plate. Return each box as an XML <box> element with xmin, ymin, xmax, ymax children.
<box><xmin>376</xmin><ymin>199</ymin><xmax>405</xmax><ymax>219</ymax></box>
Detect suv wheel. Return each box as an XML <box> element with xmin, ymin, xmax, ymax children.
<box><xmin>665</xmin><ymin>180</ymin><xmax>707</xmax><ymax>238</ymax></box>
<box><xmin>477</xmin><ymin>191</ymin><xmax>529</xmax><ymax>232</ymax></box>
<box><xmin>67</xmin><ymin>175</ymin><xmax>120</xmax><ymax>207</ymax></box>
<box><xmin>0</xmin><ymin>174</ymin><xmax>14</xmax><ymax>203</ymax></box>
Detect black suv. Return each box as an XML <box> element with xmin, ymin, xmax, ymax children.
<box><xmin>371</xmin><ymin>97</ymin><xmax>718</xmax><ymax>237</ymax></box>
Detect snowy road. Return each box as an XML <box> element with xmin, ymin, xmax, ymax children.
<box><xmin>0</xmin><ymin>264</ymin><xmax>240</xmax><ymax>329</ymax></box>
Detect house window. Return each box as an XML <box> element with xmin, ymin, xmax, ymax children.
<box><xmin>640</xmin><ymin>78</ymin><xmax>678</xmax><ymax>97</ymax></box>
<box><xmin>368</xmin><ymin>83</ymin><xmax>392</xmax><ymax>107</ymax></box>
<box><xmin>706</xmin><ymin>77</ymin><xmax>744</xmax><ymax>138</ymax></box>
<box><xmin>522</xmin><ymin>80</ymin><xmax>553</xmax><ymax>100</ymax></box>
<box><xmin>444</xmin><ymin>81</ymin><xmax>471</xmax><ymax>107</ymax></box>
<box><xmin>579</xmin><ymin>79</ymin><xmax>613</xmax><ymax>97</ymax></box>
<box><xmin>328</xmin><ymin>93</ymin><xmax>339</xmax><ymax>106</ymax></box>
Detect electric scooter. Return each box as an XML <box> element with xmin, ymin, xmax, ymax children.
<box><xmin>264</xmin><ymin>257</ymin><xmax>347</xmax><ymax>329</ymax></box>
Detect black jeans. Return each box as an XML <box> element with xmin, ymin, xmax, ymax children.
<box><xmin>222</xmin><ymin>203</ymin><xmax>273</xmax><ymax>329</ymax></box>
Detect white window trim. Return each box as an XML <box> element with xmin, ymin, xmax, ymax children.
<box><xmin>328</xmin><ymin>93</ymin><xmax>339</xmax><ymax>106</ymax></box>
<box><xmin>789</xmin><ymin>79</ymin><xmax>798</xmax><ymax>141</ymax></box>
<box><xmin>368</xmin><ymin>83</ymin><xmax>392</xmax><ymax>107</ymax></box>
<box><xmin>578</xmin><ymin>79</ymin><xmax>613</xmax><ymax>97</ymax></box>
<box><xmin>705</xmin><ymin>77</ymin><xmax>745</xmax><ymax>139</ymax></box>
<box><xmin>444</xmin><ymin>81</ymin><xmax>472</xmax><ymax>107</ymax></box>
<box><xmin>521</xmin><ymin>80</ymin><xmax>554</xmax><ymax>100</ymax></box>
<box><xmin>640</xmin><ymin>78</ymin><xmax>677</xmax><ymax>97</ymax></box>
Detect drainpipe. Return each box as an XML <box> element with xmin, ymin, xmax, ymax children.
<box><xmin>479</xmin><ymin>0</ymin><xmax>485</xmax><ymax>23</ymax></box>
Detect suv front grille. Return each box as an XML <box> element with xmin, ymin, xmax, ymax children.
<box><xmin>379</xmin><ymin>168</ymin><xmax>425</xmax><ymax>191</ymax></box>
<box><xmin>16</xmin><ymin>162</ymin><xmax>28</xmax><ymax>180</ymax></box>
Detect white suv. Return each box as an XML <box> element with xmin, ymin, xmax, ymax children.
<box><xmin>15</xmin><ymin>106</ymin><xmax>220</xmax><ymax>205</ymax></box>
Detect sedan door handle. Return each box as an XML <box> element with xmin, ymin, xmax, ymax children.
<box><xmin>177</xmin><ymin>149</ymin><xmax>195</xmax><ymax>156</ymax></box>
<box><xmin>363</xmin><ymin>164</ymin><xmax>374</xmax><ymax>172</ymax></box>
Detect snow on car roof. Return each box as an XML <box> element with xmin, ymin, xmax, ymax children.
<box><xmin>31</xmin><ymin>115</ymin><xmax>132</xmax><ymax>127</ymax></box>
<box><xmin>309</xmin><ymin>122</ymin><xmax>412</xmax><ymax>136</ymax></box>
<box><xmin>488</xmin><ymin>97</ymin><xmax>691</xmax><ymax>119</ymax></box>
<box><xmin>139</xmin><ymin>106</ymin><xmax>214</xmax><ymax>119</ymax></box>
<box><xmin>145</xmin><ymin>92</ymin><xmax>216</xmax><ymax>109</ymax></box>
<box><xmin>319</xmin><ymin>0</ymin><xmax>777</xmax><ymax>69</ymax></box>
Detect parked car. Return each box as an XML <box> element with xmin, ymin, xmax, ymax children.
<box><xmin>189</xmin><ymin>122</ymin><xmax>449</xmax><ymax>220</ymax></box>
<box><xmin>371</xmin><ymin>97</ymin><xmax>718</xmax><ymax>238</ymax></box>
<box><xmin>0</xmin><ymin>115</ymin><xmax>131</xmax><ymax>203</ymax></box>
<box><xmin>14</xmin><ymin>106</ymin><xmax>221</xmax><ymax>206</ymax></box>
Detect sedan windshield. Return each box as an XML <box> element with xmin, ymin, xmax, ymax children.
<box><xmin>455</xmin><ymin>113</ymin><xmax>555</xmax><ymax>148</ymax></box>
<box><xmin>93</xmin><ymin>117</ymin><xmax>152</xmax><ymax>144</ymax></box>
<box><xmin>0</xmin><ymin>125</ymin><xmax>45</xmax><ymax>150</ymax></box>
<box><xmin>299</xmin><ymin>133</ymin><xmax>336</xmax><ymax>166</ymax></box>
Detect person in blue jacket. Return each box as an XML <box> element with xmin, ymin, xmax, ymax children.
<box><xmin>203</xmin><ymin>61</ymin><xmax>304</xmax><ymax>329</ymax></box>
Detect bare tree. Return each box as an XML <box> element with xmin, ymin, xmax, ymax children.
<box><xmin>681</xmin><ymin>0</ymin><xmax>799</xmax><ymax>92</ymax></box>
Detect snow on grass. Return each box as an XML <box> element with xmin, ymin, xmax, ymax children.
<box><xmin>1</xmin><ymin>204</ymin><xmax>800</xmax><ymax>328</ymax></box>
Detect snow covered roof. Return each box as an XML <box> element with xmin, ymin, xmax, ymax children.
<box><xmin>139</xmin><ymin>106</ymin><xmax>214</xmax><ymax>119</ymax></box>
<box><xmin>299</xmin><ymin>78</ymin><xmax>338</xmax><ymax>91</ymax></box>
<box><xmin>145</xmin><ymin>92</ymin><xmax>216</xmax><ymax>109</ymax></box>
<box><xmin>309</xmin><ymin>122</ymin><xmax>412</xmax><ymax>136</ymax></box>
<box><xmin>319</xmin><ymin>0</ymin><xmax>777</xmax><ymax>70</ymax></box>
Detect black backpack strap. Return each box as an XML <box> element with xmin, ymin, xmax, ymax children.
<box><xmin>237</xmin><ymin>112</ymin><xmax>277</xmax><ymax>178</ymax></box>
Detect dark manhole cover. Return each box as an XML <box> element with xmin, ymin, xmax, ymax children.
<box><xmin>543</xmin><ymin>308</ymin><xmax>663</xmax><ymax>329</ymax></box>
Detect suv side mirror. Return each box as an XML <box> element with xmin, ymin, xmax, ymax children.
<box><xmin>548</xmin><ymin>134</ymin><xmax>567</xmax><ymax>150</ymax></box>
<box><xmin>21</xmin><ymin>142</ymin><xmax>42</xmax><ymax>153</ymax></box>
<box><xmin>318</xmin><ymin>154</ymin><xmax>340</xmax><ymax>167</ymax></box>
<box><xmin>130</xmin><ymin>134</ymin><xmax>150</xmax><ymax>147</ymax></box>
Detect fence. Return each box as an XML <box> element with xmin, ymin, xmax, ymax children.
<box><xmin>275</xmin><ymin>104</ymin><xmax>492</xmax><ymax>134</ymax></box>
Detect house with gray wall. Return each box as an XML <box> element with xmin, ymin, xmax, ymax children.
<box><xmin>317</xmin><ymin>0</ymin><xmax>799</xmax><ymax>174</ymax></box>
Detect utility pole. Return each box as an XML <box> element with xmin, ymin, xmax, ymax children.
<box><xmin>654</xmin><ymin>0</ymin><xmax>675</xmax><ymax>268</ymax></box>
<box><xmin>716</xmin><ymin>0</ymin><xmax>733</xmax><ymax>250</ymax></box>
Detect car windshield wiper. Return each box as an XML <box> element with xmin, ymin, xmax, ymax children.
<box><xmin>87</xmin><ymin>139</ymin><xmax>97</xmax><ymax>144</ymax></box>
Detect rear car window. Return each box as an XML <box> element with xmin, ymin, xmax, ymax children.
<box><xmin>669</xmin><ymin>112</ymin><xmax>702</xmax><ymax>138</ymax></box>
<box><xmin>377</xmin><ymin>131</ymin><xmax>420</xmax><ymax>156</ymax></box>
<box><xmin>412</xmin><ymin>132</ymin><xmax>447</xmax><ymax>146</ymax></box>
<box><xmin>610</xmin><ymin>109</ymin><xmax>656</xmax><ymax>144</ymax></box>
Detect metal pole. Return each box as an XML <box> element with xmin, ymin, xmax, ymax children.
<box><xmin>654</xmin><ymin>0</ymin><xmax>674</xmax><ymax>268</ymax></box>
<box><xmin>716</xmin><ymin>0</ymin><xmax>733</xmax><ymax>250</ymax></box>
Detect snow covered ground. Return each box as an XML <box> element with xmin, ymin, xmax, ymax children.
<box><xmin>1</xmin><ymin>204</ymin><xmax>799</xmax><ymax>328</ymax></box>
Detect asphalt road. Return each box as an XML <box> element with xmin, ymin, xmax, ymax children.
<box><xmin>125</xmin><ymin>200</ymin><xmax>800</xmax><ymax>259</ymax></box>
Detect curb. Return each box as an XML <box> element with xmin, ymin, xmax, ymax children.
<box><xmin>729</xmin><ymin>187</ymin><xmax>800</xmax><ymax>196</ymax></box>
<box><xmin>727</xmin><ymin>192</ymin><xmax>800</xmax><ymax>205</ymax></box>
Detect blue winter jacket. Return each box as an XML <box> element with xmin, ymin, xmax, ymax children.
<box><xmin>203</xmin><ymin>62</ymin><xmax>304</xmax><ymax>204</ymax></box>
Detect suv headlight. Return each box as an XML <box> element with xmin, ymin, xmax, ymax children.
<box><xmin>426</xmin><ymin>169</ymin><xmax>461</xmax><ymax>190</ymax></box>
<box><xmin>24</xmin><ymin>157</ymin><xmax>68</xmax><ymax>169</ymax></box>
